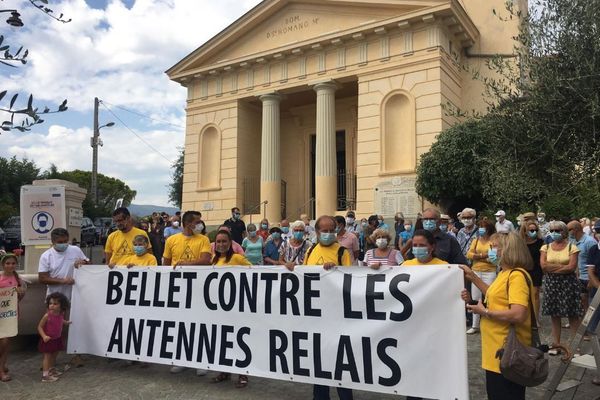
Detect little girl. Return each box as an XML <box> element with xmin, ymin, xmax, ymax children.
<box><xmin>0</xmin><ymin>254</ymin><xmax>25</xmax><ymax>382</ymax></box>
<box><xmin>37</xmin><ymin>292</ymin><xmax>71</xmax><ymax>382</ymax></box>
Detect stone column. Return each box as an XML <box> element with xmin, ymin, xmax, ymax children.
<box><xmin>313</xmin><ymin>81</ymin><xmax>338</xmax><ymax>217</ymax></box>
<box><xmin>259</xmin><ymin>93</ymin><xmax>282</xmax><ymax>223</ymax></box>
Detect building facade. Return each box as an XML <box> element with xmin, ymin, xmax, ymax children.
<box><xmin>167</xmin><ymin>0</ymin><xmax>524</xmax><ymax>225</ymax></box>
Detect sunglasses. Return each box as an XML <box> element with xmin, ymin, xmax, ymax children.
<box><xmin>549</xmin><ymin>229</ymin><xmax>563</xmax><ymax>233</ymax></box>
<box><xmin>528</xmin><ymin>229</ymin><xmax>537</xmax><ymax>233</ymax></box>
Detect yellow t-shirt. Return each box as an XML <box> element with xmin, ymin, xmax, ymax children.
<box><xmin>163</xmin><ymin>233</ymin><xmax>211</xmax><ymax>266</ymax></box>
<box><xmin>303</xmin><ymin>243</ymin><xmax>352</xmax><ymax>266</ymax></box>
<box><xmin>120</xmin><ymin>252</ymin><xmax>158</xmax><ymax>267</ymax></box>
<box><xmin>105</xmin><ymin>227</ymin><xmax>150</xmax><ymax>265</ymax></box>
<box><xmin>467</xmin><ymin>238</ymin><xmax>496</xmax><ymax>272</ymax></box>
<box><xmin>213</xmin><ymin>253</ymin><xmax>252</xmax><ymax>266</ymax></box>
<box><xmin>540</xmin><ymin>243</ymin><xmax>579</xmax><ymax>265</ymax></box>
<box><xmin>481</xmin><ymin>268</ymin><xmax>532</xmax><ymax>373</ymax></box>
<box><xmin>401</xmin><ymin>257</ymin><xmax>448</xmax><ymax>266</ymax></box>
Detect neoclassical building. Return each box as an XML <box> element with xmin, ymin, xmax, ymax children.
<box><xmin>167</xmin><ymin>0</ymin><xmax>524</xmax><ymax>225</ymax></box>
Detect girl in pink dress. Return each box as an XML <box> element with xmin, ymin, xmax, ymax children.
<box><xmin>0</xmin><ymin>254</ymin><xmax>25</xmax><ymax>382</ymax></box>
<box><xmin>37</xmin><ymin>292</ymin><xmax>71</xmax><ymax>382</ymax></box>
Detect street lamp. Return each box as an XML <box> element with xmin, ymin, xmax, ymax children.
<box><xmin>91</xmin><ymin>97</ymin><xmax>114</xmax><ymax>207</ymax></box>
<box><xmin>0</xmin><ymin>10</ymin><xmax>24</xmax><ymax>27</ymax></box>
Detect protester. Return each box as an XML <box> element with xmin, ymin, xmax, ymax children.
<box><xmin>540</xmin><ymin>220</ymin><xmax>582</xmax><ymax>354</ymax></box>
<box><xmin>0</xmin><ymin>254</ymin><xmax>25</xmax><ymax>382</ymax></box>
<box><xmin>402</xmin><ymin>229</ymin><xmax>448</xmax><ymax>266</ymax></box>
<box><xmin>300</xmin><ymin>214</ymin><xmax>316</xmax><ymax>243</ymax></box>
<box><xmin>105</xmin><ymin>208</ymin><xmax>150</xmax><ymax>265</ymax></box>
<box><xmin>494</xmin><ymin>210</ymin><xmax>515</xmax><ymax>233</ymax></box>
<box><xmin>377</xmin><ymin>215</ymin><xmax>389</xmax><ymax>231</ymax></box>
<box><xmin>466</xmin><ymin>219</ymin><xmax>497</xmax><ymax>334</ymax></box>
<box><xmin>257</xmin><ymin>219</ymin><xmax>270</xmax><ymax>241</ymax></box>
<box><xmin>399</xmin><ymin>218</ymin><xmax>423</xmax><ymax>259</ymax></box>
<box><xmin>334</xmin><ymin>216</ymin><xmax>359</xmax><ymax>264</ymax></box>
<box><xmin>149</xmin><ymin>213</ymin><xmax>165</xmax><ymax>265</ymax></box>
<box><xmin>363</xmin><ymin>229</ymin><xmax>403</xmax><ymax>269</ymax></box>
<box><xmin>280</xmin><ymin>220</ymin><xmax>311</xmax><ymax>269</ymax></box>
<box><xmin>223</xmin><ymin>207</ymin><xmax>246</xmax><ymax>245</ymax></box>
<box><xmin>163</xmin><ymin>216</ymin><xmax>182</xmax><ymax>239</ymax></box>
<box><xmin>345</xmin><ymin>211</ymin><xmax>359</xmax><ymax>234</ymax></box>
<box><xmin>457</xmin><ymin>208</ymin><xmax>478</xmax><ymax>262</ymax></box>
<box><xmin>210</xmin><ymin>225</ymin><xmax>246</xmax><ymax>255</ymax></box>
<box><xmin>263</xmin><ymin>226</ymin><xmax>284</xmax><ymax>265</ymax></box>
<box><xmin>37</xmin><ymin>292</ymin><xmax>71</xmax><ymax>383</ymax></box>
<box><xmin>358</xmin><ymin>217</ymin><xmax>368</xmax><ymax>261</ymax></box>
<box><xmin>241</xmin><ymin>223</ymin><xmax>264</xmax><ymax>265</ymax></box>
<box><xmin>439</xmin><ymin>214</ymin><xmax>451</xmax><ymax>234</ymax></box>
<box><xmin>567</xmin><ymin>220</ymin><xmax>597</xmax><ymax>315</ymax></box>
<box><xmin>279</xmin><ymin>219</ymin><xmax>291</xmax><ymax>241</ymax></box>
<box><xmin>396</xmin><ymin>219</ymin><xmax>413</xmax><ymax>250</ymax></box>
<box><xmin>537</xmin><ymin>212</ymin><xmax>550</xmax><ymax>238</ymax></box>
<box><xmin>364</xmin><ymin>215</ymin><xmax>379</xmax><ymax>250</ymax></box>
<box><xmin>38</xmin><ymin>228</ymin><xmax>89</xmax><ymax>300</ymax></box>
<box><xmin>462</xmin><ymin>232</ymin><xmax>534</xmax><ymax>400</ymax></box>
<box><xmin>519</xmin><ymin>219</ymin><xmax>544</xmax><ymax>319</ymax></box>
<box><xmin>115</xmin><ymin>235</ymin><xmax>157</xmax><ymax>268</ymax></box>
<box><xmin>587</xmin><ymin>243</ymin><xmax>600</xmax><ymax>370</ymax></box>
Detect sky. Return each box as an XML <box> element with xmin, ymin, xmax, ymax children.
<box><xmin>0</xmin><ymin>0</ymin><xmax>262</xmax><ymax>206</ymax></box>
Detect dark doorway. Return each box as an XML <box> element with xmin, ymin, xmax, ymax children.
<box><xmin>309</xmin><ymin>130</ymin><xmax>347</xmax><ymax>215</ymax></box>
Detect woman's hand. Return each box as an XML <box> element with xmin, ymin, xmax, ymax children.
<box><xmin>370</xmin><ymin>262</ymin><xmax>381</xmax><ymax>270</ymax></box>
<box><xmin>322</xmin><ymin>262</ymin><xmax>336</xmax><ymax>270</ymax></box>
<box><xmin>63</xmin><ymin>277</ymin><xmax>75</xmax><ymax>285</ymax></box>
<box><xmin>460</xmin><ymin>289</ymin><xmax>472</xmax><ymax>303</ymax></box>
<box><xmin>285</xmin><ymin>262</ymin><xmax>295</xmax><ymax>272</ymax></box>
<box><xmin>460</xmin><ymin>264</ymin><xmax>476</xmax><ymax>282</ymax></box>
<box><xmin>127</xmin><ymin>263</ymin><xmax>135</xmax><ymax>269</ymax></box>
<box><xmin>466</xmin><ymin>300</ymin><xmax>486</xmax><ymax>315</ymax></box>
<box><xmin>108</xmin><ymin>263</ymin><xmax>116</xmax><ymax>270</ymax></box>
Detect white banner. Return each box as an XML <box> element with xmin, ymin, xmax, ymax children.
<box><xmin>0</xmin><ymin>286</ymin><xmax>18</xmax><ymax>338</ymax></box>
<box><xmin>69</xmin><ymin>265</ymin><xmax>468</xmax><ymax>399</ymax></box>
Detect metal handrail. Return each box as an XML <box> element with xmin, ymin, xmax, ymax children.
<box><xmin>293</xmin><ymin>197</ymin><xmax>315</xmax><ymax>220</ymax></box>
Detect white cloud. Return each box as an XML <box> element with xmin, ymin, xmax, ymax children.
<box><xmin>0</xmin><ymin>0</ymin><xmax>262</xmax><ymax>206</ymax></box>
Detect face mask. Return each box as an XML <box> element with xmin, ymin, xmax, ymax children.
<box><xmin>293</xmin><ymin>231</ymin><xmax>304</xmax><ymax>240</ymax></box>
<box><xmin>439</xmin><ymin>224</ymin><xmax>448</xmax><ymax>232</ymax></box>
<box><xmin>376</xmin><ymin>238</ymin><xmax>388</xmax><ymax>249</ymax></box>
<box><xmin>361</xmin><ymin>222</ymin><xmax>368</xmax><ymax>228</ymax></box>
<box><xmin>404</xmin><ymin>225</ymin><xmax>412</xmax><ymax>231</ymax></box>
<box><xmin>550</xmin><ymin>232</ymin><xmax>563</xmax><ymax>241</ymax></box>
<box><xmin>495</xmin><ymin>216</ymin><xmax>501</xmax><ymax>222</ymax></box>
<box><xmin>193</xmin><ymin>223</ymin><xmax>204</xmax><ymax>234</ymax></box>
<box><xmin>412</xmin><ymin>247</ymin><xmax>429</xmax><ymax>261</ymax></box>
<box><xmin>172</xmin><ymin>221</ymin><xmax>180</xmax><ymax>228</ymax></box>
<box><xmin>378</xmin><ymin>219</ymin><xmax>384</xmax><ymax>225</ymax></box>
<box><xmin>527</xmin><ymin>231</ymin><xmax>538</xmax><ymax>239</ymax></box>
<box><xmin>478</xmin><ymin>228</ymin><xmax>487</xmax><ymax>236</ymax></box>
<box><xmin>272</xmin><ymin>232</ymin><xmax>281</xmax><ymax>240</ymax></box>
<box><xmin>319</xmin><ymin>232</ymin><xmax>336</xmax><ymax>246</ymax></box>
<box><xmin>568</xmin><ymin>233</ymin><xmax>575</xmax><ymax>241</ymax></box>
<box><xmin>423</xmin><ymin>220</ymin><xmax>437</xmax><ymax>231</ymax></box>
<box><xmin>215</xmin><ymin>244</ymin><xmax>229</xmax><ymax>253</ymax></box>
<box><xmin>133</xmin><ymin>245</ymin><xmax>146</xmax><ymax>256</ymax></box>
<box><xmin>462</xmin><ymin>219</ymin><xmax>474</xmax><ymax>227</ymax></box>
<box><xmin>233</xmin><ymin>213</ymin><xmax>241</xmax><ymax>220</ymax></box>
<box><xmin>346</xmin><ymin>217</ymin><xmax>355</xmax><ymax>225</ymax></box>
<box><xmin>537</xmin><ymin>217</ymin><xmax>545</xmax><ymax>223</ymax></box>
<box><xmin>488</xmin><ymin>248</ymin><xmax>499</xmax><ymax>265</ymax></box>
<box><xmin>281</xmin><ymin>227</ymin><xmax>289</xmax><ymax>234</ymax></box>
<box><xmin>54</xmin><ymin>243</ymin><xmax>68</xmax><ymax>252</ymax></box>
<box><xmin>248</xmin><ymin>230</ymin><xmax>257</xmax><ymax>237</ymax></box>
<box><xmin>261</xmin><ymin>224</ymin><xmax>268</xmax><ymax>230</ymax></box>
<box><xmin>335</xmin><ymin>226</ymin><xmax>341</xmax><ymax>234</ymax></box>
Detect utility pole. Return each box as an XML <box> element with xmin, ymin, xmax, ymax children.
<box><xmin>91</xmin><ymin>97</ymin><xmax>99</xmax><ymax>206</ymax></box>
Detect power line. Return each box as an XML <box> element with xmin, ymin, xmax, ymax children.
<box><xmin>100</xmin><ymin>99</ymin><xmax>186</xmax><ymax>129</ymax></box>
<box><xmin>99</xmin><ymin>102</ymin><xmax>174</xmax><ymax>163</ymax></box>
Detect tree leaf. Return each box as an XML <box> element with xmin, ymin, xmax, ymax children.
<box><xmin>9</xmin><ymin>94</ymin><xmax>18</xmax><ymax>109</ymax></box>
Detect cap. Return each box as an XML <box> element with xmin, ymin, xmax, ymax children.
<box><xmin>440</xmin><ymin>214</ymin><xmax>450</xmax><ymax>220</ymax></box>
<box><xmin>346</xmin><ymin>211</ymin><xmax>355</xmax><ymax>217</ymax></box>
<box><xmin>522</xmin><ymin>212</ymin><xmax>536</xmax><ymax>221</ymax></box>
<box><xmin>269</xmin><ymin>226</ymin><xmax>282</xmax><ymax>234</ymax></box>
<box><xmin>495</xmin><ymin>210</ymin><xmax>506</xmax><ymax>217</ymax></box>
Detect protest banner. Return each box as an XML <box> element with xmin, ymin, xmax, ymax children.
<box><xmin>68</xmin><ymin>265</ymin><xmax>468</xmax><ymax>399</ymax></box>
<box><xmin>0</xmin><ymin>287</ymin><xmax>18</xmax><ymax>338</ymax></box>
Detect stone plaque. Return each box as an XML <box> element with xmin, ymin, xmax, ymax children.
<box><xmin>374</xmin><ymin>177</ymin><xmax>420</xmax><ymax>218</ymax></box>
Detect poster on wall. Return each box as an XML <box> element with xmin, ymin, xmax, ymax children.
<box><xmin>20</xmin><ymin>185</ymin><xmax>66</xmax><ymax>246</ymax></box>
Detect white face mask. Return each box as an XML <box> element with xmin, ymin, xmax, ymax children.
<box><xmin>375</xmin><ymin>238</ymin><xmax>388</xmax><ymax>249</ymax></box>
<box><xmin>404</xmin><ymin>225</ymin><xmax>411</xmax><ymax>231</ymax></box>
<box><xmin>193</xmin><ymin>223</ymin><xmax>204</xmax><ymax>234</ymax></box>
<box><xmin>461</xmin><ymin>218</ymin><xmax>474</xmax><ymax>227</ymax></box>
<box><xmin>172</xmin><ymin>221</ymin><xmax>180</xmax><ymax>228</ymax></box>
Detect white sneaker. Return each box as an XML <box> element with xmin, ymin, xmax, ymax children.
<box><xmin>196</xmin><ymin>368</ymin><xmax>207</xmax><ymax>376</ymax></box>
<box><xmin>466</xmin><ymin>327</ymin><xmax>479</xmax><ymax>334</ymax></box>
<box><xmin>170</xmin><ymin>366</ymin><xmax>186</xmax><ymax>373</ymax></box>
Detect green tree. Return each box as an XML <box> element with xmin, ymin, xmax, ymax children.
<box><xmin>168</xmin><ymin>148</ymin><xmax>183</xmax><ymax>209</ymax></box>
<box><xmin>0</xmin><ymin>156</ymin><xmax>40</xmax><ymax>223</ymax></box>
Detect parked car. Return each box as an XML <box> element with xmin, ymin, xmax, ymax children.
<box><xmin>94</xmin><ymin>217</ymin><xmax>114</xmax><ymax>245</ymax></box>
<box><xmin>0</xmin><ymin>227</ymin><xmax>6</xmax><ymax>250</ymax></box>
<box><xmin>80</xmin><ymin>217</ymin><xmax>96</xmax><ymax>246</ymax></box>
<box><xmin>3</xmin><ymin>216</ymin><xmax>21</xmax><ymax>250</ymax></box>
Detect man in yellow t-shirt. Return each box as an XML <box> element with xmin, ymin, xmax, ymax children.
<box><xmin>163</xmin><ymin>210</ymin><xmax>211</xmax><ymax>267</ymax></box>
<box><xmin>105</xmin><ymin>207</ymin><xmax>151</xmax><ymax>265</ymax></box>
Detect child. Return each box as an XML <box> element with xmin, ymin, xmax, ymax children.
<box><xmin>0</xmin><ymin>254</ymin><xmax>25</xmax><ymax>382</ymax></box>
<box><xmin>37</xmin><ymin>292</ymin><xmax>71</xmax><ymax>382</ymax></box>
<box><xmin>111</xmin><ymin>235</ymin><xmax>157</xmax><ymax>268</ymax></box>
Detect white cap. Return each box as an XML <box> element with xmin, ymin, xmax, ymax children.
<box><xmin>495</xmin><ymin>210</ymin><xmax>506</xmax><ymax>217</ymax></box>
<box><xmin>440</xmin><ymin>214</ymin><xmax>450</xmax><ymax>220</ymax></box>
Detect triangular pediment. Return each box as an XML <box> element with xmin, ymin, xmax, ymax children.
<box><xmin>167</xmin><ymin>0</ymin><xmax>451</xmax><ymax>78</ymax></box>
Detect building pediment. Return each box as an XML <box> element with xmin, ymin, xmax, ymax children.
<box><xmin>167</xmin><ymin>0</ymin><xmax>476</xmax><ymax>80</ymax></box>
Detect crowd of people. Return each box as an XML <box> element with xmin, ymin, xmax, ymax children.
<box><xmin>1</xmin><ymin>205</ymin><xmax>600</xmax><ymax>399</ymax></box>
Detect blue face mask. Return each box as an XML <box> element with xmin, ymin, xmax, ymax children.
<box><xmin>271</xmin><ymin>232</ymin><xmax>281</xmax><ymax>240</ymax></box>
<box><xmin>233</xmin><ymin>213</ymin><xmax>241</xmax><ymax>220</ymax></box>
<box><xmin>54</xmin><ymin>243</ymin><xmax>68</xmax><ymax>252</ymax></box>
<box><xmin>488</xmin><ymin>248</ymin><xmax>499</xmax><ymax>265</ymax></box>
<box><xmin>293</xmin><ymin>231</ymin><xmax>304</xmax><ymax>241</ymax></box>
<box><xmin>319</xmin><ymin>232</ymin><xmax>336</xmax><ymax>246</ymax></box>
<box><xmin>378</xmin><ymin>219</ymin><xmax>384</xmax><ymax>226</ymax></box>
<box><xmin>261</xmin><ymin>224</ymin><xmax>268</xmax><ymax>230</ymax></box>
<box><xmin>281</xmin><ymin>227</ymin><xmax>289</xmax><ymax>234</ymax></box>
<box><xmin>412</xmin><ymin>246</ymin><xmax>430</xmax><ymax>261</ymax></box>
<box><xmin>527</xmin><ymin>231</ymin><xmax>538</xmax><ymax>239</ymax></box>
<box><xmin>439</xmin><ymin>224</ymin><xmax>448</xmax><ymax>232</ymax></box>
<box><xmin>248</xmin><ymin>230</ymin><xmax>257</xmax><ymax>238</ymax></box>
<box><xmin>550</xmin><ymin>232</ymin><xmax>563</xmax><ymax>242</ymax></box>
<box><xmin>478</xmin><ymin>228</ymin><xmax>487</xmax><ymax>236</ymax></box>
<box><xmin>133</xmin><ymin>245</ymin><xmax>146</xmax><ymax>256</ymax></box>
<box><xmin>423</xmin><ymin>220</ymin><xmax>437</xmax><ymax>232</ymax></box>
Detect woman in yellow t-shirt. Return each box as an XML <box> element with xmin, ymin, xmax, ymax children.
<box><xmin>540</xmin><ymin>220</ymin><xmax>581</xmax><ymax>352</ymax></box>
<box><xmin>466</xmin><ymin>219</ymin><xmax>497</xmax><ymax>334</ymax></box>
<box><xmin>462</xmin><ymin>233</ymin><xmax>534</xmax><ymax>400</ymax></box>
<box><xmin>401</xmin><ymin>229</ymin><xmax>448</xmax><ymax>266</ymax></box>
<box><xmin>210</xmin><ymin>229</ymin><xmax>250</xmax><ymax>388</ymax></box>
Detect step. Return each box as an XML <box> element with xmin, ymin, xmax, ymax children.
<box><xmin>571</xmin><ymin>354</ymin><xmax>597</xmax><ymax>370</ymax></box>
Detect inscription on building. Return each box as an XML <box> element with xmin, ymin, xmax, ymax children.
<box><xmin>266</xmin><ymin>15</ymin><xmax>320</xmax><ymax>39</ymax></box>
<box><xmin>374</xmin><ymin>177</ymin><xmax>420</xmax><ymax>219</ymax></box>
